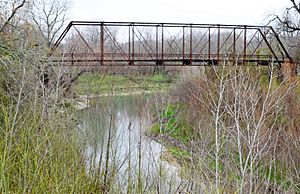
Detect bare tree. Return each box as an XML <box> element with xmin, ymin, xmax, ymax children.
<box><xmin>272</xmin><ymin>0</ymin><xmax>300</xmax><ymax>34</ymax></box>
<box><xmin>0</xmin><ymin>0</ymin><xmax>27</xmax><ymax>33</ymax></box>
<box><xmin>29</xmin><ymin>0</ymin><xmax>69</xmax><ymax>47</ymax></box>
<box><xmin>270</xmin><ymin>0</ymin><xmax>300</xmax><ymax>59</ymax></box>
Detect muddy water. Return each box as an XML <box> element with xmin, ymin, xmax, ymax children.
<box><xmin>77</xmin><ymin>95</ymin><xmax>182</xmax><ymax>192</ymax></box>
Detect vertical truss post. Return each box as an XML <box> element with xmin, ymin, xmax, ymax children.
<box><xmin>71</xmin><ymin>53</ymin><xmax>74</xmax><ymax>66</ymax></box>
<box><xmin>190</xmin><ymin>24</ymin><xmax>193</xmax><ymax>65</ymax></box>
<box><xmin>156</xmin><ymin>25</ymin><xmax>158</xmax><ymax>63</ymax></box>
<box><xmin>233</xmin><ymin>28</ymin><xmax>236</xmax><ymax>62</ymax></box>
<box><xmin>217</xmin><ymin>25</ymin><xmax>220</xmax><ymax>62</ymax></box>
<box><xmin>183</xmin><ymin>26</ymin><xmax>185</xmax><ymax>61</ymax></box>
<box><xmin>208</xmin><ymin>27</ymin><xmax>211</xmax><ymax>61</ymax></box>
<box><xmin>128</xmin><ymin>25</ymin><xmax>131</xmax><ymax>65</ymax></box>
<box><xmin>132</xmin><ymin>23</ymin><xmax>135</xmax><ymax>65</ymax></box>
<box><xmin>100</xmin><ymin>22</ymin><xmax>104</xmax><ymax>65</ymax></box>
<box><xmin>257</xmin><ymin>31</ymin><xmax>260</xmax><ymax>61</ymax></box>
<box><xmin>244</xmin><ymin>26</ymin><xmax>247</xmax><ymax>62</ymax></box>
<box><xmin>161</xmin><ymin>24</ymin><xmax>164</xmax><ymax>65</ymax></box>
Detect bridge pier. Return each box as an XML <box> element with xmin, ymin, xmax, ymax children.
<box><xmin>280</xmin><ymin>61</ymin><xmax>297</xmax><ymax>82</ymax></box>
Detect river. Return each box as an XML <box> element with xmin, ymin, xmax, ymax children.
<box><xmin>77</xmin><ymin>94</ymin><xmax>184</xmax><ymax>193</ymax></box>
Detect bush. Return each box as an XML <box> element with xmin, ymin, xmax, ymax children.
<box><xmin>155</xmin><ymin>64</ymin><xmax>300</xmax><ymax>193</ymax></box>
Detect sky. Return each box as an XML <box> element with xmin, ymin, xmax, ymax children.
<box><xmin>70</xmin><ymin>0</ymin><xmax>290</xmax><ymax>25</ymax></box>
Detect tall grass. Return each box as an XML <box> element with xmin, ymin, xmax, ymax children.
<box><xmin>0</xmin><ymin>106</ymin><xmax>104</xmax><ymax>193</ymax></box>
<box><xmin>0</xmin><ymin>47</ymin><xmax>104</xmax><ymax>193</ymax></box>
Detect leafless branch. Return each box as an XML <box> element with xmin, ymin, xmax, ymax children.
<box><xmin>29</xmin><ymin>0</ymin><xmax>69</xmax><ymax>47</ymax></box>
<box><xmin>0</xmin><ymin>0</ymin><xmax>26</xmax><ymax>33</ymax></box>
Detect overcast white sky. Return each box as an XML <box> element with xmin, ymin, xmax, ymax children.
<box><xmin>70</xmin><ymin>0</ymin><xmax>289</xmax><ymax>25</ymax></box>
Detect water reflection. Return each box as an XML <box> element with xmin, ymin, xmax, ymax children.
<box><xmin>77</xmin><ymin>95</ymin><xmax>181</xmax><ymax>192</ymax></box>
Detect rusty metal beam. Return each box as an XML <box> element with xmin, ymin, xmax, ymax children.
<box><xmin>132</xmin><ymin>24</ymin><xmax>135</xmax><ymax>65</ymax></box>
<box><xmin>190</xmin><ymin>25</ymin><xmax>193</xmax><ymax>64</ymax></box>
<box><xmin>49</xmin><ymin>21</ymin><xmax>294</xmax><ymax>67</ymax></box>
<box><xmin>100</xmin><ymin>22</ymin><xmax>104</xmax><ymax>65</ymax></box>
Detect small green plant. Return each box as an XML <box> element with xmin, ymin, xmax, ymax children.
<box><xmin>169</xmin><ymin>147</ymin><xmax>191</xmax><ymax>159</ymax></box>
<box><xmin>149</xmin><ymin>103</ymin><xmax>194</xmax><ymax>146</ymax></box>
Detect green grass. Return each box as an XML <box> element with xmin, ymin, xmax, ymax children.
<box><xmin>0</xmin><ymin>104</ymin><xmax>105</xmax><ymax>193</ymax></box>
<box><xmin>75</xmin><ymin>73</ymin><xmax>175</xmax><ymax>95</ymax></box>
<box><xmin>0</xmin><ymin>46</ymin><xmax>106</xmax><ymax>192</ymax></box>
<box><xmin>149</xmin><ymin>103</ymin><xmax>194</xmax><ymax>162</ymax></box>
<box><xmin>169</xmin><ymin>146</ymin><xmax>191</xmax><ymax>160</ymax></box>
<box><xmin>151</xmin><ymin>104</ymin><xmax>193</xmax><ymax>143</ymax></box>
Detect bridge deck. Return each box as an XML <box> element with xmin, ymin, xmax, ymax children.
<box><xmin>50</xmin><ymin>53</ymin><xmax>282</xmax><ymax>66</ymax></box>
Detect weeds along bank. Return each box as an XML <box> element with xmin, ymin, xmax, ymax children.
<box><xmin>149</xmin><ymin>64</ymin><xmax>300</xmax><ymax>193</ymax></box>
<box><xmin>0</xmin><ymin>46</ymin><xmax>106</xmax><ymax>192</ymax></box>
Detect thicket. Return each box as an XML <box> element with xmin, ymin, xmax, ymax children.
<box><xmin>0</xmin><ymin>0</ymin><xmax>108</xmax><ymax>191</ymax></box>
<box><xmin>0</xmin><ymin>40</ymin><xmax>112</xmax><ymax>192</ymax></box>
<box><xmin>150</xmin><ymin>65</ymin><xmax>300</xmax><ymax>193</ymax></box>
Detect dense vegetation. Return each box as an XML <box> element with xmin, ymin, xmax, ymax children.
<box><xmin>0</xmin><ymin>36</ymin><xmax>109</xmax><ymax>193</ymax></box>
<box><xmin>0</xmin><ymin>1</ymin><xmax>108</xmax><ymax>192</ymax></box>
<box><xmin>149</xmin><ymin>66</ymin><xmax>300</xmax><ymax>193</ymax></box>
<box><xmin>1</xmin><ymin>0</ymin><xmax>300</xmax><ymax>193</ymax></box>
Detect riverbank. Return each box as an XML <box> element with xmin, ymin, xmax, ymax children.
<box><xmin>73</xmin><ymin>73</ymin><xmax>177</xmax><ymax>110</ymax></box>
<box><xmin>75</xmin><ymin>73</ymin><xmax>176</xmax><ymax>95</ymax></box>
<box><xmin>74</xmin><ymin>90</ymin><xmax>156</xmax><ymax>110</ymax></box>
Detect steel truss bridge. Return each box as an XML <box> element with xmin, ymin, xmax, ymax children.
<box><xmin>50</xmin><ymin>21</ymin><xmax>293</xmax><ymax>66</ymax></box>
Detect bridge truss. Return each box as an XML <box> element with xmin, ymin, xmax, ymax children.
<box><xmin>50</xmin><ymin>21</ymin><xmax>293</xmax><ymax>66</ymax></box>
